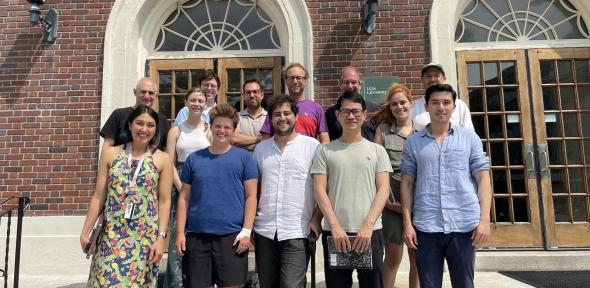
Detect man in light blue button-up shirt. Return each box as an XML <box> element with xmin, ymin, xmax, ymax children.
<box><xmin>400</xmin><ymin>84</ymin><xmax>492</xmax><ymax>288</ymax></box>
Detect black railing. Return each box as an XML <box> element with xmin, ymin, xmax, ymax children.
<box><xmin>0</xmin><ymin>197</ymin><xmax>30</xmax><ymax>288</ymax></box>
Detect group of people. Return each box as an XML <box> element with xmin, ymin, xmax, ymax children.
<box><xmin>80</xmin><ymin>61</ymin><xmax>491</xmax><ymax>288</ymax></box>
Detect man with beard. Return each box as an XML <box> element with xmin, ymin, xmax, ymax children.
<box><xmin>252</xmin><ymin>94</ymin><xmax>322</xmax><ymax>288</ymax></box>
<box><xmin>260</xmin><ymin>63</ymin><xmax>329</xmax><ymax>144</ymax></box>
<box><xmin>232</xmin><ymin>79</ymin><xmax>268</xmax><ymax>151</ymax></box>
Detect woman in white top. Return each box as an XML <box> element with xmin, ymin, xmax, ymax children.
<box><xmin>164</xmin><ymin>87</ymin><xmax>210</xmax><ymax>288</ymax></box>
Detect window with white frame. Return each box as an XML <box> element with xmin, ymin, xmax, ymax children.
<box><xmin>455</xmin><ymin>0</ymin><xmax>590</xmax><ymax>42</ymax></box>
<box><xmin>155</xmin><ymin>0</ymin><xmax>281</xmax><ymax>52</ymax></box>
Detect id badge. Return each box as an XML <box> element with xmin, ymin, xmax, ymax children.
<box><xmin>124</xmin><ymin>203</ymin><xmax>137</xmax><ymax>220</ymax></box>
<box><xmin>124</xmin><ymin>185</ymin><xmax>139</xmax><ymax>220</ymax></box>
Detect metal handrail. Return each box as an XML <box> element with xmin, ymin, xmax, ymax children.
<box><xmin>0</xmin><ymin>197</ymin><xmax>30</xmax><ymax>288</ymax></box>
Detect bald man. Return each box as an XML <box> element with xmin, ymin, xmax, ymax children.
<box><xmin>100</xmin><ymin>77</ymin><xmax>170</xmax><ymax>152</ymax></box>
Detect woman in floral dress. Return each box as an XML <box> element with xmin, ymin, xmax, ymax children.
<box><xmin>80</xmin><ymin>105</ymin><xmax>173</xmax><ymax>287</ymax></box>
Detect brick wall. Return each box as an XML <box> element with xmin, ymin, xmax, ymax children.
<box><xmin>0</xmin><ymin>0</ymin><xmax>432</xmax><ymax>215</ymax></box>
<box><xmin>306</xmin><ymin>0</ymin><xmax>432</xmax><ymax>106</ymax></box>
<box><xmin>0</xmin><ymin>0</ymin><xmax>113</xmax><ymax>215</ymax></box>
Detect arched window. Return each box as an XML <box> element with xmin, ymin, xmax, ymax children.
<box><xmin>155</xmin><ymin>0</ymin><xmax>281</xmax><ymax>52</ymax></box>
<box><xmin>456</xmin><ymin>0</ymin><xmax>590</xmax><ymax>42</ymax></box>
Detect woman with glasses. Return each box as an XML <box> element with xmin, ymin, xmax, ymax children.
<box><xmin>164</xmin><ymin>88</ymin><xmax>211</xmax><ymax>287</ymax></box>
<box><xmin>80</xmin><ymin>105</ymin><xmax>173</xmax><ymax>287</ymax></box>
<box><xmin>373</xmin><ymin>84</ymin><xmax>422</xmax><ymax>288</ymax></box>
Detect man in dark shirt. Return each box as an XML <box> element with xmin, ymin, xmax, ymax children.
<box><xmin>100</xmin><ymin>77</ymin><xmax>170</xmax><ymax>152</ymax></box>
<box><xmin>325</xmin><ymin>66</ymin><xmax>380</xmax><ymax>141</ymax></box>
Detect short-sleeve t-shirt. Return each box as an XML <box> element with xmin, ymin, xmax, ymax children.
<box><xmin>311</xmin><ymin>139</ymin><xmax>392</xmax><ymax>232</ymax></box>
<box><xmin>260</xmin><ymin>99</ymin><xmax>327</xmax><ymax>138</ymax></box>
<box><xmin>100</xmin><ymin>107</ymin><xmax>169</xmax><ymax>149</ymax></box>
<box><xmin>180</xmin><ymin>146</ymin><xmax>258</xmax><ymax>236</ymax></box>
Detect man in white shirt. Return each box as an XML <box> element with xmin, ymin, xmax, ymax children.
<box><xmin>252</xmin><ymin>94</ymin><xmax>321</xmax><ymax>288</ymax></box>
<box><xmin>412</xmin><ymin>63</ymin><xmax>474</xmax><ymax>130</ymax></box>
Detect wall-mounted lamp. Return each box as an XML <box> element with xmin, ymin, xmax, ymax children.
<box><xmin>362</xmin><ymin>0</ymin><xmax>378</xmax><ymax>35</ymax></box>
<box><xmin>27</xmin><ymin>0</ymin><xmax>59</xmax><ymax>44</ymax></box>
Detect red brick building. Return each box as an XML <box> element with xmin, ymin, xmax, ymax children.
<box><xmin>1</xmin><ymin>0</ymin><xmax>590</xmax><ymax>254</ymax></box>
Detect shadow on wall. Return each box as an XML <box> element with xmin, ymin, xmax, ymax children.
<box><xmin>0</xmin><ymin>31</ymin><xmax>48</xmax><ymax>107</ymax></box>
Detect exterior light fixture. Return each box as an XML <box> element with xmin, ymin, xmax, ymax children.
<box><xmin>362</xmin><ymin>0</ymin><xmax>378</xmax><ymax>35</ymax></box>
<box><xmin>27</xmin><ymin>0</ymin><xmax>59</xmax><ymax>44</ymax></box>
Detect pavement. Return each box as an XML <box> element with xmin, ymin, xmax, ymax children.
<box><xmin>14</xmin><ymin>270</ymin><xmax>535</xmax><ymax>288</ymax></box>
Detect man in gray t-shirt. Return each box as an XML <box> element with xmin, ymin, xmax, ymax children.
<box><xmin>311</xmin><ymin>91</ymin><xmax>392</xmax><ymax>288</ymax></box>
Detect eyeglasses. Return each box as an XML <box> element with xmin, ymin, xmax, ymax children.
<box><xmin>243</xmin><ymin>89</ymin><xmax>261</xmax><ymax>95</ymax></box>
<box><xmin>286</xmin><ymin>76</ymin><xmax>306</xmax><ymax>82</ymax></box>
<box><xmin>338</xmin><ymin>109</ymin><xmax>364</xmax><ymax>117</ymax></box>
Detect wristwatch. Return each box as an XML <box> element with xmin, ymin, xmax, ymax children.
<box><xmin>158</xmin><ymin>231</ymin><xmax>168</xmax><ymax>239</ymax></box>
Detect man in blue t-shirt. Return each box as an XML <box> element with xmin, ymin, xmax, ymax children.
<box><xmin>175</xmin><ymin>103</ymin><xmax>258</xmax><ymax>288</ymax></box>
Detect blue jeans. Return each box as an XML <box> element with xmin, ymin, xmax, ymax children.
<box><xmin>254</xmin><ymin>233</ymin><xmax>310</xmax><ymax>288</ymax></box>
<box><xmin>321</xmin><ymin>230</ymin><xmax>384</xmax><ymax>288</ymax></box>
<box><xmin>415</xmin><ymin>229</ymin><xmax>476</xmax><ymax>288</ymax></box>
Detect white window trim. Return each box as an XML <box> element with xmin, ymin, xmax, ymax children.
<box><xmin>100</xmin><ymin>0</ymin><xmax>314</xmax><ymax>129</ymax></box>
<box><xmin>429</xmin><ymin>0</ymin><xmax>590</xmax><ymax>89</ymax></box>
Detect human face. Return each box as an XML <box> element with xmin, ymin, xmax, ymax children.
<box><xmin>211</xmin><ymin>116</ymin><xmax>235</xmax><ymax>145</ymax></box>
<box><xmin>340</xmin><ymin>70</ymin><xmax>361</xmax><ymax>93</ymax></box>
<box><xmin>134</xmin><ymin>79</ymin><xmax>158</xmax><ymax>107</ymax></box>
<box><xmin>421</xmin><ymin>68</ymin><xmax>446</xmax><ymax>87</ymax></box>
<box><xmin>285</xmin><ymin>67</ymin><xmax>307</xmax><ymax>97</ymax></box>
<box><xmin>186</xmin><ymin>91</ymin><xmax>206</xmax><ymax>116</ymax></box>
<box><xmin>243</xmin><ymin>82</ymin><xmax>263</xmax><ymax>110</ymax></box>
<box><xmin>389</xmin><ymin>92</ymin><xmax>413</xmax><ymax>122</ymax></box>
<box><xmin>200</xmin><ymin>78</ymin><xmax>219</xmax><ymax>105</ymax></box>
<box><xmin>336</xmin><ymin>99</ymin><xmax>366</xmax><ymax>131</ymax></box>
<box><xmin>271</xmin><ymin>103</ymin><xmax>297</xmax><ymax>136</ymax></box>
<box><xmin>128</xmin><ymin>113</ymin><xmax>156</xmax><ymax>145</ymax></box>
<box><xmin>425</xmin><ymin>91</ymin><xmax>455</xmax><ymax>124</ymax></box>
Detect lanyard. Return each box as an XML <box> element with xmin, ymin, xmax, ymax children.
<box><xmin>126</xmin><ymin>145</ymin><xmax>147</xmax><ymax>186</ymax></box>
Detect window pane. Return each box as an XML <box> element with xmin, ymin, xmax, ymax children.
<box><xmin>484</xmin><ymin>62</ymin><xmax>499</xmax><ymax>85</ymax></box>
<box><xmin>545</xmin><ymin>113</ymin><xmax>561</xmax><ymax>138</ymax></box>
<box><xmin>159</xmin><ymin>71</ymin><xmax>172</xmax><ymax>93</ymax></box>
<box><xmin>563</xmin><ymin>113</ymin><xmax>579</xmax><ymax>137</ymax></box>
<box><xmin>494</xmin><ymin>197</ymin><xmax>510</xmax><ymax>222</ymax></box>
<box><xmin>543</xmin><ymin>87</ymin><xmax>559</xmax><ymax>110</ymax></box>
<box><xmin>557</xmin><ymin>60</ymin><xmax>573</xmax><ymax>83</ymax></box>
<box><xmin>569</xmin><ymin>168</ymin><xmax>584</xmax><ymax>194</ymax></box>
<box><xmin>488</xmin><ymin>115</ymin><xmax>504</xmax><ymax>138</ymax></box>
<box><xmin>227</xmin><ymin>69</ymin><xmax>241</xmax><ymax>93</ymax></box>
<box><xmin>469</xmin><ymin>88</ymin><xmax>484</xmax><ymax>112</ymax></box>
<box><xmin>492</xmin><ymin>169</ymin><xmax>508</xmax><ymax>194</ymax></box>
<box><xmin>548</xmin><ymin>141</ymin><xmax>565</xmax><ymax>165</ymax></box>
<box><xmin>490</xmin><ymin>142</ymin><xmax>506</xmax><ymax>166</ymax></box>
<box><xmin>467</xmin><ymin>63</ymin><xmax>481</xmax><ymax>86</ymax></box>
<box><xmin>581</xmin><ymin>112</ymin><xmax>590</xmax><ymax>137</ymax></box>
<box><xmin>244</xmin><ymin>69</ymin><xmax>257</xmax><ymax>83</ymax></box>
<box><xmin>560</xmin><ymin>86</ymin><xmax>576</xmax><ymax>110</ymax></box>
<box><xmin>511</xmin><ymin>169</ymin><xmax>526</xmax><ymax>194</ymax></box>
<box><xmin>473</xmin><ymin>115</ymin><xmax>485</xmax><ymax>138</ymax></box>
<box><xmin>566</xmin><ymin>140</ymin><xmax>582</xmax><ymax>165</ymax></box>
<box><xmin>553</xmin><ymin>196</ymin><xmax>570</xmax><ymax>222</ymax></box>
<box><xmin>261</xmin><ymin>69</ymin><xmax>273</xmax><ymax>91</ymax></box>
<box><xmin>191</xmin><ymin>69</ymin><xmax>204</xmax><ymax>88</ymax></box>
<box><xmin>506</xmin><ymin>115</ymin><xmax>522</xmax><ymax>138</ymax></box>
<box><xmin>540</xmin><ymin>60</ymin><xmax>556</xmax><ymax>84</ymax></box>
<box><xmin>174</xmin><ymin>95</ymin><xmax>185</xmax><ymax>118</ymax></box>
<box><xmin>585</xmin><ymin>141</ymin><xmax>590</xmax><ymax>165</ymax></box>
<box><xmin>486</xmin><ymin>87</ymin><xmax>501</xmax><ymax>111</ymax></box>
<box><xmin>504</xmin><ymin>88</ymin><xmax>519</xmax><ymax>111</ymax></box>
<box><xmin>501</xmin><ymin>61</ymin><xmax>516</xmax><ymax>85</ymax></box>
<box><xmin>575</xmin><ymin>60</ymin><xmax>590</xmax><ymax>83</ymax></box>
<box><xmin>550</xmin><ymin>168</ymin><xmax>567</xmax><ymax>194</ymax></box>
<box><xmin>508</xmin><ymin>142</ymin><xmax>523</xmax><ymax>166</ymax></box>
<box><xmin>571</xmin><ymin>195</ymin><xmax>588</xmax><ymax>222</ymax></box>
<box><xmin>580</xmin><ymin>86</ymin><xmax>590</xmax><ymax>109</ymax></box>
<box><xmin>158</xmin><ymin>96</ymin><xmax>172</xmax><ymax>120</ymax></box>
<box><xmin>513</xmin><ymin>197</ymin><xmax>530</xmax><ymax>222</ymax></box>
<box><xmin>175</xmin><ymin>70</ymin><xmax>189</xmax><ymax>93</ymax></box>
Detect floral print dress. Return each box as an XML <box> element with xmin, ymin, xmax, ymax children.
<box><xmin>87</xmin><ymin>150</ymin><xmax>160</xmax><ymax>287</ymax></box>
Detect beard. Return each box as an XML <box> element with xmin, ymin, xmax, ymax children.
<box><xmin>274</xmin><ymin>122</ymin><xmax>295</xmax><ymax>136</ymax></box>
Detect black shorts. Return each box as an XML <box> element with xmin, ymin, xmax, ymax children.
<box><xmin>183</xmin><ymin>232</ymin><xmax>249</xmax><ymax>288</ymax></box>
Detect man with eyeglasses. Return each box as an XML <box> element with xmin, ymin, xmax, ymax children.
<box><xmin>324</xmin><ymin>66</ymin><xmax>380</xmax><ymax>141</ymax></box>
<box><xmin>100</xmin><ymin>77</ymin><xmax>170</xmax><ymax>152</ymax></box>
<box><xmin>174</xmin><ymin>69</ymin><xmax>220</xmax><ymax>126</ymax></box>
<box><xmin>259</xmin><ymin>63</ymin><xmax>330</xmax><ymax>144</ymax></box>
<box><xmin>312</xmin><ymin>91</ymin><xmax>391</xmax><ymax>288</ymax></box>
<box><xmin>232</xmin><ymin>79</ymin><xmax>268</xmax><ymax>151</ymax></box>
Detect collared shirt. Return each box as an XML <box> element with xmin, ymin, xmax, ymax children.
<box><xmin>411</xmin><ymin>98</ymin><xmax>474</xmax><ymax>130</ymax></box>
<box><xmin>252</xmin><ymin>134</ymin><xmax>320</xmax><ymax>241</ymax></box>
<box><xmin>237</xmin><ymin>108</ymin><xmax>267</xmax><ymax>137</ymax></box>
<box><xmin>400</xmin><ymin>123</ymin><xmax>489</xmax><ymax>233</ymax></box>
<box><xmin>378</xmin><ymin>121</ymin><xmax>422</xmax><ymax>181</ymax></box>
